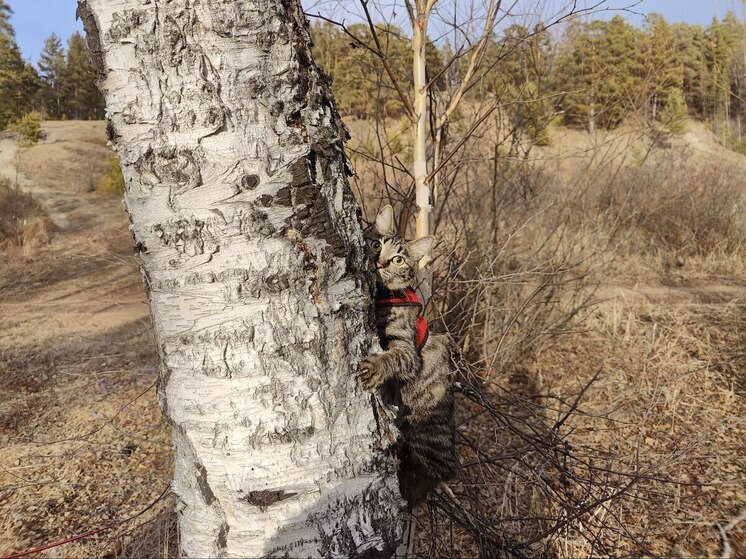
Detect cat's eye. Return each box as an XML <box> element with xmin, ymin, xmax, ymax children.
<box><xmin>392</xmin><ymin>255</ymin><xmax>405</xmax><ymax>266</ymax></box>
<box><xmin>369</xmin><ymin>239</ymin><xmax>382</xmax><ymax>252</ymax></box>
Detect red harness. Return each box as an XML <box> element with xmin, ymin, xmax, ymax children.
<box><xmin>375</xmin><ymin>288</ymin><xmax>429</xmax><ymax>349</ymax></box>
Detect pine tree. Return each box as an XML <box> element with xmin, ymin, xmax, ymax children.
<box><xmin>0</xmin><ymin>38</ymin><xmax>22</xmax><ymax>128</ymax></box>
<box><xmin>720</xmin><ymin>12</ymin><xmax>745</xmax><ymax>135</ymax></box>
<box><xmin>0</xmin><ymin>0</ymin><xmax>13</xmax><ymax>38</ymax></box>
<box><xmin>0</xmin><ymin>21</ymin><xmax>38</xmax><ymax>129</ymax></box>
<box><xmin>489</xmin><ymin>23</ymin><xmax>553</xmax><ymax>144</ymax></box>
<box><xmin>660</xmin><ymin>87</ymin><xmax>688</xmax><ymax>134</ymax></box>
<box><xmin>62</xmin><ymin>32</ymin><xmax>104</xmax><ymax>119</ymax></box>
<box><xmin>706</xmin><ymin>18</ymin><xmax>729</xmax><ymax>131</ymax></box>
<box><xmin>38</xmin><ymin>34</ymin><xmax>66</xmax><ymax>119</ymax></box>
<box><xmin>672</xmin><ymin>23</ymin><xmax>708</xmax><ymax>117</ymax></box>
<box><xmin>556</xmin><ymin>16</ymin><xmax>644</xmax><ymax>130</ymax></box>
<box><xmin>644</xmin><ymin>14</ymin><xmax>684</xmax><ymax>120</ymax></box>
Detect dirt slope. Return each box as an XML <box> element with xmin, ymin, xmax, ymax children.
<box><xmin>0</xmin><ymin>122</ymin><xmax>173</xmax><ymax>558</ymax></box>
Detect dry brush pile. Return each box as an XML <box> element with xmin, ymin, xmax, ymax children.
<box><xmin>349</xmin><ymin>116</ymin><xmax>746</xmax><ymax>557</ymax></box>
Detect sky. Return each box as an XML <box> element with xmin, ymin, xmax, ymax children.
<box><xmin>6</xmin><ymin>0</ymin><xmax>745</xmax><ymax>64</ymax></box>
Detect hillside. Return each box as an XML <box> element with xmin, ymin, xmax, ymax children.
<box><xmin>0</xmin><ymin>119</ymin><xmax>743</xmax><ymax>557</ymax></box>
<box><xmin>0</xmin><ymin>122</ymin><xmax>174</xmax><ymax>558</ymax></box>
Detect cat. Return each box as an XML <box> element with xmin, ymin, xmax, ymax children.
<box><xmin>359</xmin><ymin>205</ymin><xmax>460</xmax><ymax>507</ymax></box>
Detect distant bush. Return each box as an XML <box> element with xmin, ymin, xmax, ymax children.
<box><xmin>97</xmin><ymin>154</ymin><xmax>125</xmax><ymax>195</ymax></box>
<box><xmin>725</xmin><ymin>127</ymin><xmax>746</xmax><ymax>155</ymax></box>
<box><xmin>11</xmin><ymin>112</ymin><xmax>42</xmax><ymax>147</ymax></box>
<box><xmin>0</xmin><ymin>178</ymin><xmax>53</xmax><ymax>251</ymax></box>
<box><xmin>592</xmin><ymin>156</ymin><xmax>746</xmax><ymax>257</ymax></box>
<box><xmin>659</xmin><ymin>88</ymin><xmax>687</xmax><ymax>136</ymax></box>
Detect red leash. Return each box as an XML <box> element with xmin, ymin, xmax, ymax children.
<box><xmin>0</xmin><ymin>486</ymin><xmax>170</xmax><ymax>559</ymax></box>
<box><xmin>1</xmin><ymin>526</ymin><xmax>111</xmax><ymax>559</ymax></box>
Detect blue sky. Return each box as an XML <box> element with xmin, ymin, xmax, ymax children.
<box><xmin>6</xmin><ymin>0</ymin><xmax>744</xmax><ymax>63</ymax></box>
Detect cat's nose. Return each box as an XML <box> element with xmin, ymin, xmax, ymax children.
<box><xmin>376</xmin><ymin>262</ymin><xmax>384</xmax><ymax>269</ymax></box>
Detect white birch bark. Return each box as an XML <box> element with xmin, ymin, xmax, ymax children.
<box><xmin>409</xmin><ymin>2</ymin><xmax>434</xmax><ymax>304</ymax></box>
<box><xmin>412</xmin><ymin>16</ymin><xmax>430</xmax><ymax>244</ymax></box>
<box><xmin>77</xmin><ymin>1</ymin><xmax>405</xmax><ymax>556</ymax></box>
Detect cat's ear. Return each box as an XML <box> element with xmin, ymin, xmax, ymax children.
<box><xmin>408</xmin><ymin>236</ymin><xmax>434</xmax><ymax>263</ymax></box>
<box><xmin>375</xmin><ymin>205</ymin><xmax>395</xmax><ymax>236</ymax></box>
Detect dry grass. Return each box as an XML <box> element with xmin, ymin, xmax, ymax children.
<box><xmin>409</xmin><ymin>293</ymin><xmax>745</xmax><ymax>558</ymax></box>
<box><xmin>0</xmin><ymin>121</ymin><xmax>172</xmax><ymax>559</ymax></box>
<box><xmin>1</xmin><ymin>116</ymin><xmax>744</xmax><ymax>558</ymax></box>
<box><xmin>588</xmin><ymin>155</ymin><xmax>746</xmax><ymax>277</ymax></box>
<box><xmin>0</xmin><ymin>178</ymin><xmax>54</xmax><ymax>254</ymax></box>
<box><xmin>387</xmin><ymin>120</ymin><xmax>746</xmax><ymax>557</ymax></box>
<box><xmin>17</xmin><ymin>120</ymin><xmax>110</xmax><ymax>194</ymax></box>
<box><xmin>540</xmin><ymin>298</ymin><xmax>745</xmax><ymax>557</ymax></box>
<box><xmin>0</xmin><ymin>326</ymin><xmax>170</xmax><ymax>559</ymax></box>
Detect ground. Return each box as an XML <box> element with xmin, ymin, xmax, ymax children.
<box><xmin>0</xmin><ymin>122</ymin><xmax>175</xmax><ymax>558</ymax></box>
<box><xmin>0</xmin><ymin>120</ymin><xmax>743</xmax><ymax>558</ymax></box>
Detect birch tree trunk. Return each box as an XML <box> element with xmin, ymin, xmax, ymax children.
<box><xmin>410</xmin><ymin>3</ymin><xmax>433</xmax><ymax>305</ymax></box>
<box><xmin>77</xmin><ymin>0</ymin><xmax>405</xmax><ymax>556</ymax></box>
<box><xmin>412</xmin><ymin>14</ymin><xmax>430</xmax><ymax>245</ymax></box>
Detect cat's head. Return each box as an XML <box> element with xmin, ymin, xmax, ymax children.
<box><xmin>365</xmin><ymin>205</ymin><xmax>433</xmax><ymax>291</ymax></box>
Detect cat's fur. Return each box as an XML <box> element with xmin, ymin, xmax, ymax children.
<box><xmin>360</xmin><ymin>205</ymin><xmax>460</xmax><ymax>506</ymax></box>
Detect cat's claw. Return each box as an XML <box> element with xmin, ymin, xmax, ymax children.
<box><xmin>359</xmin><ymin>356</ymin><xmax>384</xmax><ymax>389</ymax></box>
<box><xmin>436</xmin><ymin>482</ymin><xmax>458</xmax><ymax>502</ymax></box>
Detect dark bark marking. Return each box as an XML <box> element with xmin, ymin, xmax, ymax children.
<box><xmin>206</xmin><ymin>2</ymin><xmax>268</xmax><ymax>38</ymax></box>
<box><xmin>286</xmin><ymin>229</ymin><xmax>321</xmax><ymax>305</ymax></box>
<box><xmin>154</xmin><ymin>218</ymin><xmax>212</xmax><ymax>256</ymax></box>
<box><xmin>239</xmin><ymin>206</ymin><xmax>276</xmax><ymax>239</ymax></box>
<box><xmin>136</xmin><ymin>147</ymin><xmax>203</xmax><ymax>193</ymax></box>
<box><xmin>241</xmin><ymin>489</ymin><xmax>297</xmax><ymax>509</ymax></box>
<box><xmin>156</xmin><ymin>362</ymin><xmax>172</xmax><ymax>418</ymax></box>
<box><xmin>287</xmin><ymin>110</ymin><xmax>302</xmax><ymax>128</ymax></box>
<box><xmin>195</xmin><ymin>461</ymin><xmax>216</xmax><ymax>506</ymax></box>
<box><xmin>278</xmin><ymin>0</ymin><xmax>310</xmax><ymax>111</ymax></box>
<box><xmin>216</xmin><ymin>521</ymin><xmax>229</xmax><ymax>551</ymax></box>
<box><xmin>76</xmin><ymin>1</ymin><xmax>106</xmax><ymax>79</ymax></box>
<box><xmin>163</xmin><ymin>14</ymin><xmax>187</xmax><ymax>65</ymax></box>
<box><xmin>310</xmin><ymin>481</ymin><xmax>403</xmax><ymax>559</ymax></box>
<box><xmin>288</xmin><ymin>158</ymin><xmax>347</xmax><ymax>258</ymax></box>
<box><xmin>240</xmin><ymin>174</ymin><xmax>259</xmax><ymax>191</ymax></box>
<box><xmin>106</xmin><ymin>120</ymin><xmax>121</xmax><ymax>143</ymax></box>
<box><xmin>215</xmin><ymin>269</ymin><xmax>247</xmax><ymax>283</ymax></box>
<box><xmin>267</xmin><ymin>425</ymin><xmax>315</xmax><ymax>444</ymax></box>
<box><xmin>105</xmin><ymin>9</ymin><xmax>146</xmax><ymax>42</ymax></box>
<box><xmin>275</xmin><ymin>159</ymin><xmax>347</xmax><ymax>260</ymax></box>
<box><xmin>255</xmin><ymin>194</ymin><xmax>274</xmax><ymax>207</ymax></box>
<box><xmin>263</xmin><ymin>271</ymin><xmax>291</xmax><ymax>293</ymax></box>
<box><xmin>273</xmin><ymin>185</ymin><xmax>291</xmax><ymax>208</ymax></box>
<box><xmin>186</xmin><ymin>271</ymin><xmax>217</xmax><ymax>285</ymax></box>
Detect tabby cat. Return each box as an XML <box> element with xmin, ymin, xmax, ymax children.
<box><xmin>360</xmin><ymin>205</ymin><xmax>460</xmax><ymax>506</ymax></box>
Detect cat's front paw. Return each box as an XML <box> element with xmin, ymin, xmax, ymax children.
<box><xmin>359</xmin><ymin>355</ymin><xmax>385</xmax><ymax>390</ymax></box>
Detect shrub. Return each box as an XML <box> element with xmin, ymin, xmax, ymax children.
<box><xmin>592</xmin><ymin>156</ymin><xmax>746</xmax><ymax>257</ymax></box>
<box><xmin>0</xmin><ymin>178</ymin><xmax>53</xmax><ymax>251</ymax></box>
<box><xmin>658</xmin><ymin>87</ymin><xmax>687</xmax><ymax>136</ymax></box>
<box><xmin>97</xmin><ymin>153</ymin><xmax>125</xmax><ymax>195</ymax></box>
<box><xmin>11</xmin><ymin>112</ymin><xmax>42</xmax><ymax>147</ymax></box>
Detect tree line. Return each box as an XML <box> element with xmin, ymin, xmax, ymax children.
<box><xmin>0</xmin><ymin>1</ymin><xmax>103</xmax><ymax>130</ymax></box>
<box><xmin>311</xmin><ymin>12</ymin><xmax>746</xmax><ymax>146</ymax></box>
